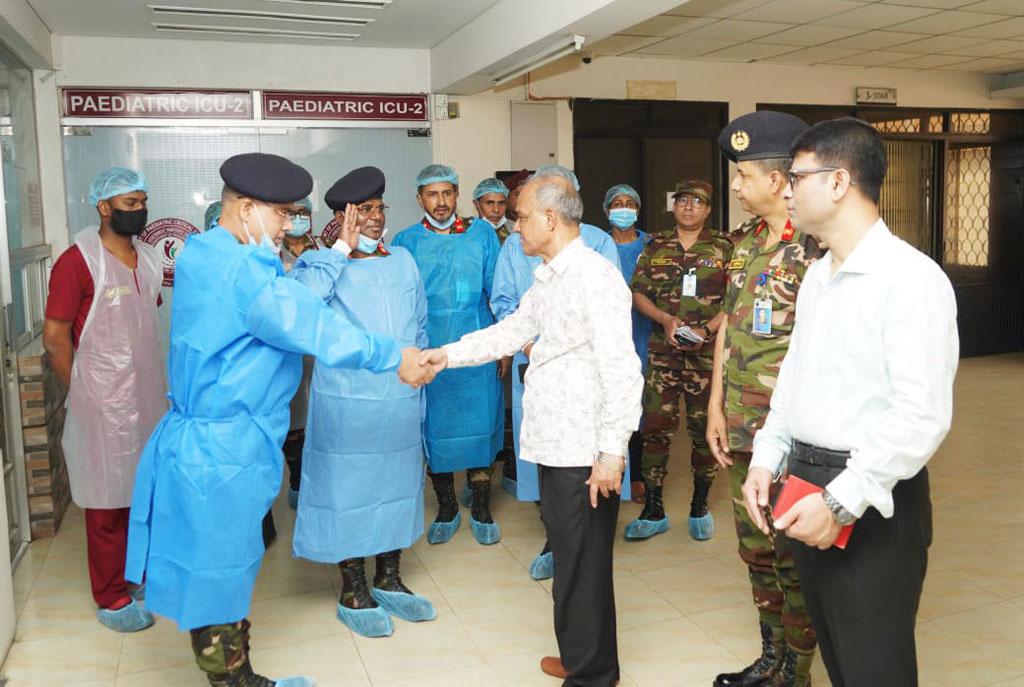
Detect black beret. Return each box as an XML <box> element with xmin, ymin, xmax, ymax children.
<box><xmin>717</xmin><ymin>111</ymin><xmax>808</xmax><ymax>162</ymax></box>
<box><xmin>325</xmin><ymin>166</ymin><xmax>386</xmax><ymax>211</ymax></box>
<box><xmin>219</xmin><ymin>153</ymin><xmax>313</xmax><ymax>203</ymax></box>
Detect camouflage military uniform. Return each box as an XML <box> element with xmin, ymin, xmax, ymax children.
<box><xmin>190</xmin><ymin>618</ymin><xmax>254</xmax><ymax>686</ymax></box>
<box><xmin>632</xmin><ymin>227</ymin><xmax>732</xmax><ymax>487</ymax></box>
<box><xmin>722</xmin><ymin>216</ymin><xmax>821</xmax><ymax>655</ymax></box>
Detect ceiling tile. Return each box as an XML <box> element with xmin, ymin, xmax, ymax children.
<box><xmin>826</xmin><ymin>30</ymin><xmax>932</xmax><ymax>50</ymax></box>
<box><xmin>693</xmin><ymin>42</ymin><xmax>798</xmax><ymax>62</ymax></box>
<box><xmin>826</xmin><ymin>50</ymin><xmax>920</xmax><ymax>65</ymax></box>
<box><xmin>618</xmin><ymin>15</ymin><xmax>716</xmax><ymax>37</ymax></box>
<box><xmin>888</xmin><ymin>34</ymin><xmax>989</xmax><ymax>53</ymax></box>
<box><xmin>592</xmin><ymin>35</ymin><xmax>664</xmax><ymax>56</ymax></box>
<box><xmin>632</xmin><ymin>36</ymin><xmax>733</xmax><ymax>57</ymax></box>
<box><xmin>945</xmin><ymin>39</ymin><xmax>1024</xmax><ymax>57</ymax></box>
<box><xmin>752</xmin><ymin>24</ymin><xmax>865</xmax><ymax>47</ymax></box>
<box><xmin>681</xmin><ymin>18</ymin><xmax>796</xmax><ymax>41</ymax></box>
<box><xmin>892</xmin><ymin>10</ymin><xmax>1007</xmax><ymax>33</ymax></box>
<box><xmin>733</xmin><ymin>0</ymin><xmax>868</xmax><ymax>23</ymax></box>
<box><xmin>960</xmin><ymin>0</ymin><xmax>1024</xmax><ymax>15</ymax></box>
<box><xmin>877</xmin><ymin>0</ymin><xmax>979</xmax><ymax>7</ymax></box>
<box><xmin>663</xmin><ymin>0</ymin><xmax>774</xmax><ymax>19</ymax></box>
<box><xmin>938</xmin><ymin>56</ymin><xmax>1024</xmax><ymax>71</ymax></box>
<box><xmin>818</xmin><ymin>4</ymin><xmax>941</xmax><ymax>29</ymax></box>
<box><xmin>762</xmin><ymin>46</ymin><xmax>864</xmax><ymax>64</ymax></box>
<box><xmin>953</xmin><ymin>16</ymin><xmax>1024</xmax><ymax>39</ymax></box>
<box><xmin>887</xmin><ymin>53</ymin><xmax>975</xmax><ymax>68</ymax></box>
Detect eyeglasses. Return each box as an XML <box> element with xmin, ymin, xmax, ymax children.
<box><xmin>788</xmin><ymin>167</ymin><xmax>856</xmax><ymax>189</ymax></box>
<box><xmin>674</xmin><ymin>196</ymin><xmax>706</xmax><ymax>208</ymax></box>
<box><xmin>265</xmin><ymin>204</ymin><xmax>300</xmax><ymax>220</ymax></box>
<box><xmin>357</xmin><ymin>203</ymin><xmax>389</xmax><ymax>216</ymax></box>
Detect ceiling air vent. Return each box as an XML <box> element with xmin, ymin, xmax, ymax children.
<box><xmin>261</xmin><ymin>0</ymin><xmax>391</xmax><ymax>8</ymax></box>
<box><xmin>151</xmin><ymin>23</ymin><xmax>359</xmax><ymax>39</ymax></box>
<box><xmin>148</xmin><ymin>5</ymin><xmax>374</xmax><ymax>26</ymax></box>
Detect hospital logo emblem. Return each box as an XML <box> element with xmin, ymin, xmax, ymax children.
<box><xmin>140</xmin><ymin>218</ymin><xmax>199</xmax><ymax>287</ymax></box>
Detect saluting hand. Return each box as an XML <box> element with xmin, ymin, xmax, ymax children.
<box><xmin>340</xmin><ymin>203</ymin><xmax>361</xmax><ymax>252</ymax></box>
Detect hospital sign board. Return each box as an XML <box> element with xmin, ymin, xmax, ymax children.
<box><xmin>63</xmin><ymin>89</ymin><xmax>253</xmax><ymax>119</ymax></box>
<box><xmin>262</xmin><ymin>92</ymin><xmax>428</xmax><ymax>121</ymax></box>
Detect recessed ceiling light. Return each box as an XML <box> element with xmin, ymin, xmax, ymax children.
<box><xmin>149</xmin><ymin>5</ymin><xmax>374</xmax><ymax>26</ymax></box>
<box><xmin>151</xmin><ymin>23</ymin><xmax>359</xmax><ymax>39</ymax></box>
<box><xmin>260</xmin><ymin>0</ymin><xmax>391</xmax><ymax>8</ymax></box>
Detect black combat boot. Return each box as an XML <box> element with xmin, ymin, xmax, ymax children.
<box><xmin>688</xmin><ymin>473</ymin><xmax>715</xmax><ymax>540</ymax></box>
<box><xmin>714</xmin><ymin>622</ymin><xmax>784</xmax><ymax>686</ymax></box>
<box><xmin>371</xmin><ymin>550</ymin><xmax>437</xmax><ymax>622</ymax></box>
<box><xmin>338</xmin><ymin>558</ymin><xmax>377</xmax><ymax>610</ymax></box>
<box><xmin>470</xmin><ymin>477</ymin><xmax>502</xmax><ymax>544</ymax></box>
<box><xmin>769</xmin><ymin>647</ymin><xmax>813</xmax><ymax>687</ymax></box>
<box><xmin>624</xmin><ymin>484</ymin><xmax>668</xmax><ymax>540</ymax></box>
<box><xmin>228</xmin><ymin>659</ymin><xmax>275</xmax><ymax>687</ymax></box>
<box><xmin>427</xmin><ymin>472</ymin><xmax>461</xmax><ymax>543</ymax></box>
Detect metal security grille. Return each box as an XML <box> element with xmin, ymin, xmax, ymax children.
<box><xmin>879</xmin><ymin>140</ymin><xmax>932</xmax><ymax>253</ymax></box>
<box><xmin>950</xmin><ymin>112</ymin><xmax>991</xmax><ymax>135</ymax></box>
<box><xmin>944</xmin><ymin>144</ymin><xmax>991</xmax><ymax>268</ymax></box>
<box><xmin>871</xmin><ymin>116</ymin><xmax>942</xmax><ymax>134</ymax></box>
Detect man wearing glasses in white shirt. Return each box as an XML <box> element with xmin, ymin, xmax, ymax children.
<box><xmin>743</xmin><ymin>117</ymin><xmax>959</xmax><ymax>687</ymax></box>
<box><xmin>420</xmin><ymin>170</ymin><xmax>643</xmax><ymax>687</ymax></box>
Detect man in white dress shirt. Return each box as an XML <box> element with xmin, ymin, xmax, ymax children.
<box><xmin>421</xmin><ymin>171</ymin><xmax>643</xmax><ymax>687</ymax></box>
<box><xmin>743</xmin><ymin>117</ymin><xmax>959</xmax><ymax>687</ymax></box>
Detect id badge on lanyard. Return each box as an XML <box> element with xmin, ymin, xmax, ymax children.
<box><xmin>753</xmin><ymin>298</ymin><xmax>772</xmax><ymax>335</ymax></box>
<box><xmin>682</xmin><ymin>268</ymin><xmax>697</xmax><ymax>298</ymax></box>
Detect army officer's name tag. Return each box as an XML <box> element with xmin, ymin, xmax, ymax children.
<box><xmin>753</xmin><ymin>298</ymin><xmax>772</xmax><ymax>335</ymax></box>
<box><xmin>682</xmin><ymin>269</ymin><xmax>697</xmax><ymax>297</ymax></box>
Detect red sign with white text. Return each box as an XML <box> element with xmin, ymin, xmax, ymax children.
<box><xmin>262</xmin><ymin>91</ymin><xmax>428</xmax><ymax>121</ymax></box>
<box><xmin>63</xmin><ymin>89</ymin><xmax>252</xmax><ymax>119</ymax></box>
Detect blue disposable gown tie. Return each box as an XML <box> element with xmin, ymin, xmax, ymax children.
<box><xmin>125</xmin><ymin>227</ymin><xmax>402</xmax><ymax>631</ymax></box>
<box><xmin>491</xmin><ymin>224</ymin><xmax>629</xmax><ymax>501</ymax></box>
<box><xmin>614</xmin><ymin>230</ymin><xmax>654</xmax><ymax>373</ymax></box>
<box><xmin>390</xmin><ymin>219</ymin><xmax>503</xmax><ymax>472</ymax></box>
<box><xmin>290</xmin><ymin>247</ymin><xmax>429</xmax><ymax>562</ymax></box>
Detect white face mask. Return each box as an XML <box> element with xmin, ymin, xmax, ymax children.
<box><xmin>243</xmin><ymin>203</ymin><xmax>282</xmax><ymax>255</ymax></box>
<box><xmin>424</xmin><ymin>212</ymin><xmax>456</xmax><ymax>230</ymax></box>
<box><xmin>486</xmin><ymin>216</ymin><xmax>506</xmax><ymax>230</ymax></box>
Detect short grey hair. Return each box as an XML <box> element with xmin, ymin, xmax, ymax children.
<box><xmin>529</xmin><ymin>171</ymin><xmax>584</xmax><ymax>224</ymax></box>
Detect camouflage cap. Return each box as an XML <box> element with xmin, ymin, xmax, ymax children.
<box><xmin>672</xmin><ymin>179</ymin><xmax>713</xmax><ymax>202</ymax></box>
<box><xmin>717</xmin><ymin>110</ymin><xmax>808</xmax><ymax>162</ymax></box>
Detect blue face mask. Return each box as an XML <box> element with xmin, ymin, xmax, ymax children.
<box><xmin>356</xmin><ymin>233</ymin><xmax>379</xmax><ymax>254</ymax></box>
<box><xmin>608</xmin><ymin>207</ymin><xmax>638</xmax><ymax>230</ymax></box>
<box><xmin>285</xmin><ymin>215</ymin><xmax>311</xmax><ymax>237</ymax></box>
<box><xmin>424</xmin><ymin>212</ymin><xmax>456</xmax><ymax>230</ymax></box>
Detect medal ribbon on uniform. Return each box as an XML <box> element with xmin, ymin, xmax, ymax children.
<box><xmin>421</xmin><ymin>216</ymin><xmax>468</xmax><ymax>234</ymax></box>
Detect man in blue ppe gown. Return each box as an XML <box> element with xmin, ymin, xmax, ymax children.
<box><xmin>391</xmin><ymin>164</ymin><xmax>504</xmax><ymax>546</ymax></box>
<box><xmin>291</xmin><ymin>166</ymin><xmax>436</xmax><ymax>638</ymax></box>
<box><xmin>490</xmin><ymin>165</ymin><xmax>624</xmax><ymax>583</ymax></box>
<box><xmin>603</xmin><ymin>184</ymin><xmax>654</xmax><ymax>502</ymax></box>
<box><xmin>125</xmin><ymin>153</ymin><xmax>432</xmax><ymax>687</ymax></box>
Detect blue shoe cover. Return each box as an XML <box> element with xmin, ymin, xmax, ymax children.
<box><xmin>427</xmin><ymin>511</ymin><xmax>461</xmax><ymax>544</ymax></box>
<box><xmin>336</xmin><ymin>603</ymin><xmax>393</xmax><ymax>638</ymax></box>
<box><xmin>501</xmin><ymin>475</ymin><xmax>517</xmax><ymax>496</ymax></box>
<box><xmin>529</xmin><ymin>551</ymin><xmax>554</xmax><ymax>580</ymax></box>
<box><xmin>624</xmin><ymin>516</ymin><xmax>670</xmax><ymax>540</ymax></box>
<box><xmin>469</xmin><ymin>517</ymin><xmax>501</xmax><ymax>545</ymax></box>
<box><xmin>97</xmin><ymin>598</ymin><xmax>154</xmax><ymax>632</ymax></box>
<box><xmin>371</xmin><ymin>588</ymin><xmax>437</xmax><ymax>622</ymax></box>
<box><xmin>272</xmin><ymin>677</ymin><xmax>316</xmax><ymax>687</ymax></box>
<box><xmin>288</xmin><ymin>488</ymin><xmax>299</xmax><ymax>509</ymax></box>
<box><xmin>688</xmin><ymin>513</ymin><xmax>715</xmax><ymax>541</ymax></box>
<box><xmin>459</xmin><ymin>483</ymin><xmax>472</xmax><ymax>508</ymax></box>
<box><xmin>127</xmin><ymin>583</ymin><xmax>145</xmax><ymax>602</ymax></box>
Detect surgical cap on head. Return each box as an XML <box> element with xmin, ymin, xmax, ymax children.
<box><xmin>473</xmin><ymin>178</ymin><xmax>508</xmax><ymax>201</ymax></box>
<box><xmin>89</xmin><ymin>167</ymin><xmax>149</xmax><ymax>207</ymax></box>
<box><xmin>204</xmin><ymin>201</ymin><xmax>222</xmax><ymax>231</ymax></box>
<box><xmin>416</xmin><ymin>164</ymin><xmax>458</xmax><ymax>188</ymax></box>
<box><xmin>295</xmin><ymin>196</ymin><xmax>312</xmax><ymax>210</ymax></box>
<box><xmin>533</xmin><ymin>165</ymin><xmax>580</xmax><ymax>191</ymax></box>
<box><xmin>603</xmin><ymin>184</ymin><xmax>640</xmax><ymax>211</ymax></box>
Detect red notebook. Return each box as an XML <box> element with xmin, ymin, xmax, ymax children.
<box><xmin>772</xmin><ymin>475</ymin><xmax>854</xmax><ymax>549</ymax></box>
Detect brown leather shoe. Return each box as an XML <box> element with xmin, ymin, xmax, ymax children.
<box><xmin>540</xmin><ymin>656</ymin><xmax>570</xmax><ymax>679</ymax></box>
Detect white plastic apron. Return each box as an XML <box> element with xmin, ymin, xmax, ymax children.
<box><xmin>62</xmin><ymin>229</ymin><xmax>167</xmax><ymax>508</ymax></box>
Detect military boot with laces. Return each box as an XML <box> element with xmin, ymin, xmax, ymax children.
<box><xmin>469</xmin><ymin>478</ymin><xmax>501</xmax><ymax>545</ymax></box>
<box><xmin>624</xmin><ymin>484</ymin><xmax>669</xmax><ymax>540</ymax></box>
<box><xmin>336</xmin><ymin>558</ymin><xmax>393</xmax><ymax>637</ymax></box>
<box><xmin>427</xmin><ymin>472</ymin><xmax>461</xmax><ymax>544</ymax></box>
<box><xmin>768</xmin><ymin>646</ymin><xmax>813</xmax><ymax>687</ymax></box>
<box><xmin>688</xmin><ymin>473</ymin><xmax>715</xmax><ymax>540</ymax></box>
<box><xmin>714</xmin><ymin>621</ymin><xmax>784</xmax><ymax>686</ymax></box>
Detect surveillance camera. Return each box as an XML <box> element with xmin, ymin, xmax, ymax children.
<box><xmin>581</xmin><ymin>50</ymin><xmax>595</xmax><ymax>65</ymax></box>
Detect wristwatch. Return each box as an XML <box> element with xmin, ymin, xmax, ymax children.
<box><xmin>822</xmin><ymin>489</ymin><xmax>857</xmax><ymax>526</ymax></box>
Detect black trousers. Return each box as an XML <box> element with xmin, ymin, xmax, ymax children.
<box><xmin>539</xmin><ymin>465</ymin><xmax>620</xmax><ymax>687</ymax></box>
<box><xmin>788</xmin><ymin>442</ymin><xmax>932</xmax><ymax>687</ymax></box>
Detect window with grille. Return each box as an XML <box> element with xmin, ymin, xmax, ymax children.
<box><xmin>944</xmin><ymin>144</ymin><xmax>991</xmax><ymax>268</ymax></box>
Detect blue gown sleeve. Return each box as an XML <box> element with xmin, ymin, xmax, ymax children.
<box><xmin>479</xmin><ymin>221</ymin><xmax>501</xmax><ymax>302</ymax></box>
<box><xmin>412</xmin><ymin>259</ymin><xmax>429</xmax><ymax>350</ymax></box>
<box><xmin>490</xmin><ymin>238</ymin><xmax>520</xmax><ymax>322</ymax></box>
<box><xmin>288</xmin><ymin>248</ymin><xmax>349</xmax><ymax>301</ymax></box>
<box><xmin>595</xmin><ymin>232</ymin><xmax>622</xmax><ymax>273</ymax></box>
<box><xmin>246</xmin><ymin>272</ymin><xmax>402</xmax><ymax>373</ymax></box>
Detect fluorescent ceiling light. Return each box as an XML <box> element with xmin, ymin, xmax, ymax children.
<box><xmin>261</xmin><ymin>0</ymin><xmax>391</xmax><ymax>8</ymax></box>
<box><xmin>152</xmin><ymin>23</ymin><xmax>358</xmax><ymax>39</ymax></box>
<box><xmin>492</xmin><ymin>34</ymin><xmax>586</xmax><ymax>86</ymax></box>
<box><xmin>149</xmin><ymin>5</ymin><xmax>374</xmax><ymax>26</ymax></box>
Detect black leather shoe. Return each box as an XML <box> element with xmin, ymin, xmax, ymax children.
<box><xmin>714</xmin><ymin>621</ymin><xmax>782</xmax><ymax>686</ymax></box>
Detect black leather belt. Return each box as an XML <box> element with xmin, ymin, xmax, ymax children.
<box><xmin>791</xmin><ymin>439</ymin><xmax>850</xmax><ymax>469</ymax></box>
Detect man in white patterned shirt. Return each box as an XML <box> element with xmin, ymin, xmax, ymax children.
<box><xmin>421</xmin><ymin>171</ymin><xmax>642</xmax><ymax>687</ymax></box>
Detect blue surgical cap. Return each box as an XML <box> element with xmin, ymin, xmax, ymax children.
<box><xmin>204</xmin><ymin>201</ymin><xmax>222</xmax><ymax>231</ymax></box>
<box><xmin>473</xmin><ymin>178</ymin><xmax>508</xmax><ymax>201</ymax></box>
<box><xmin>295</xmin><ymin>196</ymin><xmax>312</xmax><ymax>210</ymax></box>
<box><xmin>603</xmin><ymin>184</ymin><xmax>641</xmax><ymax>210</ymax></box>
<box><xmin>89</xmin><ymin>167</ymin><xmax>149</xmax><ymax>207</ymax></box>
<box><xmin>416</xmin><ymin>164</ymin><xmax>458</xmax><ymax>188</ymax></box>
<box><xmin>533</xmin><ymin>165</ymin><xmax>580</xmax><ymax>191</ymax></box>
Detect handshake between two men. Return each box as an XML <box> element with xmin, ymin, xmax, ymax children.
<box><xmin>395</xmin><ymin>347</ymin><xmax>451</xmax><ymax>389</ymax></box>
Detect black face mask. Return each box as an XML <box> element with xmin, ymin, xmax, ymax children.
<box><xmin>110</xmin><ymin>208</ymin><xmax>148</xmax><ymax>236</ymax></box>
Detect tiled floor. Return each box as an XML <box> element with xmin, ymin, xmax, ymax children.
<box><xmin>4</xmin><ymin>352</ymin><xmax>1024</xmax><ymax>686</ymax></box>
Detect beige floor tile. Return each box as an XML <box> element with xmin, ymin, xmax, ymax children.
<box><xmin>450</xmin><ymin>589</ymin><xmax>555</xmax><ymax>661</ymax></box>
<box><xmin>617</xmin><ymin>617</ymin><xmax>739</xmax><ymax>685</ymax></box>
<box><xmin>915</xmin><ymin>618</ymin><xmax>1023</xmax><ymax>686</ymax></box>
<box><xmin>251</xmin><ymin>553</ymin><xmax>334</xmax><ymax>602</ymax></box>
<box><xmin>918</xmin><ymin>568</ymin><xmax>1005</xmax><ymax>620</ymax></box>
<box><xmin>428</xmin><ymin>559</ymin><xmax>551</xmax><ymax>614</ymax></box>
<box><xmin>115</xmin><ymin>661</ymin><xmax>205</xmax><ymax>687</ymax></box>
<box><xmin>251</xmin><ymin>634</ymin><xmax>370</xmax><ymax>687</ymax></box>
<box><xmin>639</xmin><ymin>558</ymin><xmax>751</xmax><ymax>617</ymax></box>
<box><xmin>688</xmin><ymin>602</ymin><xmax>761</xmax><ymax>658</ymax></box>
<box><xmin>612</xmin><ymin>568</ymin><xmax>683</xmax><ymax>631</ymax></box>
<box><xmin>374</xmin><ymin>662</ymin><xmax>504</xmax><ymax>687</ymax></box>
<box><xmin>486</xmin><ymin>650</ymin><xmax>638</xmax><ymax>687</ymax></box>
<box><xmin>116</xmin><ymin>613</ymin><xmax>196</xmax><ymax>676</ymax></box>
<box><xmin>3</xmin><ymin>631</ymin><xmax>122</xmax><ymax>687</ymax></box>
<box><xmin>989</xmin><ymin>677</ymin><xmax>1024</xmax><ymax>687</ymax></box>
<box><xmin>927</xmin><ymin>601</ymin><xmax>1024</xmax><ymax>674</ymax></box>
<box><xmin>248</xmin><ymin>587</ymin><xmax>351</xmax><ymax>650</ymax></box>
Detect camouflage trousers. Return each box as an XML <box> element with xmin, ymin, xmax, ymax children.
<box><xmin>189</xmin><ymin>618</ymin><xmax>251</xmax><ymax>686</ymax></box>
<box><xmin>729</xmin><ymin>452</ymin><xmax>816</xmax><ymax>654</ymax></box>
<box><xmin>640</xmin><ymin>355</ymin><xmax>717</xmax><ymax>487</ymax></box>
